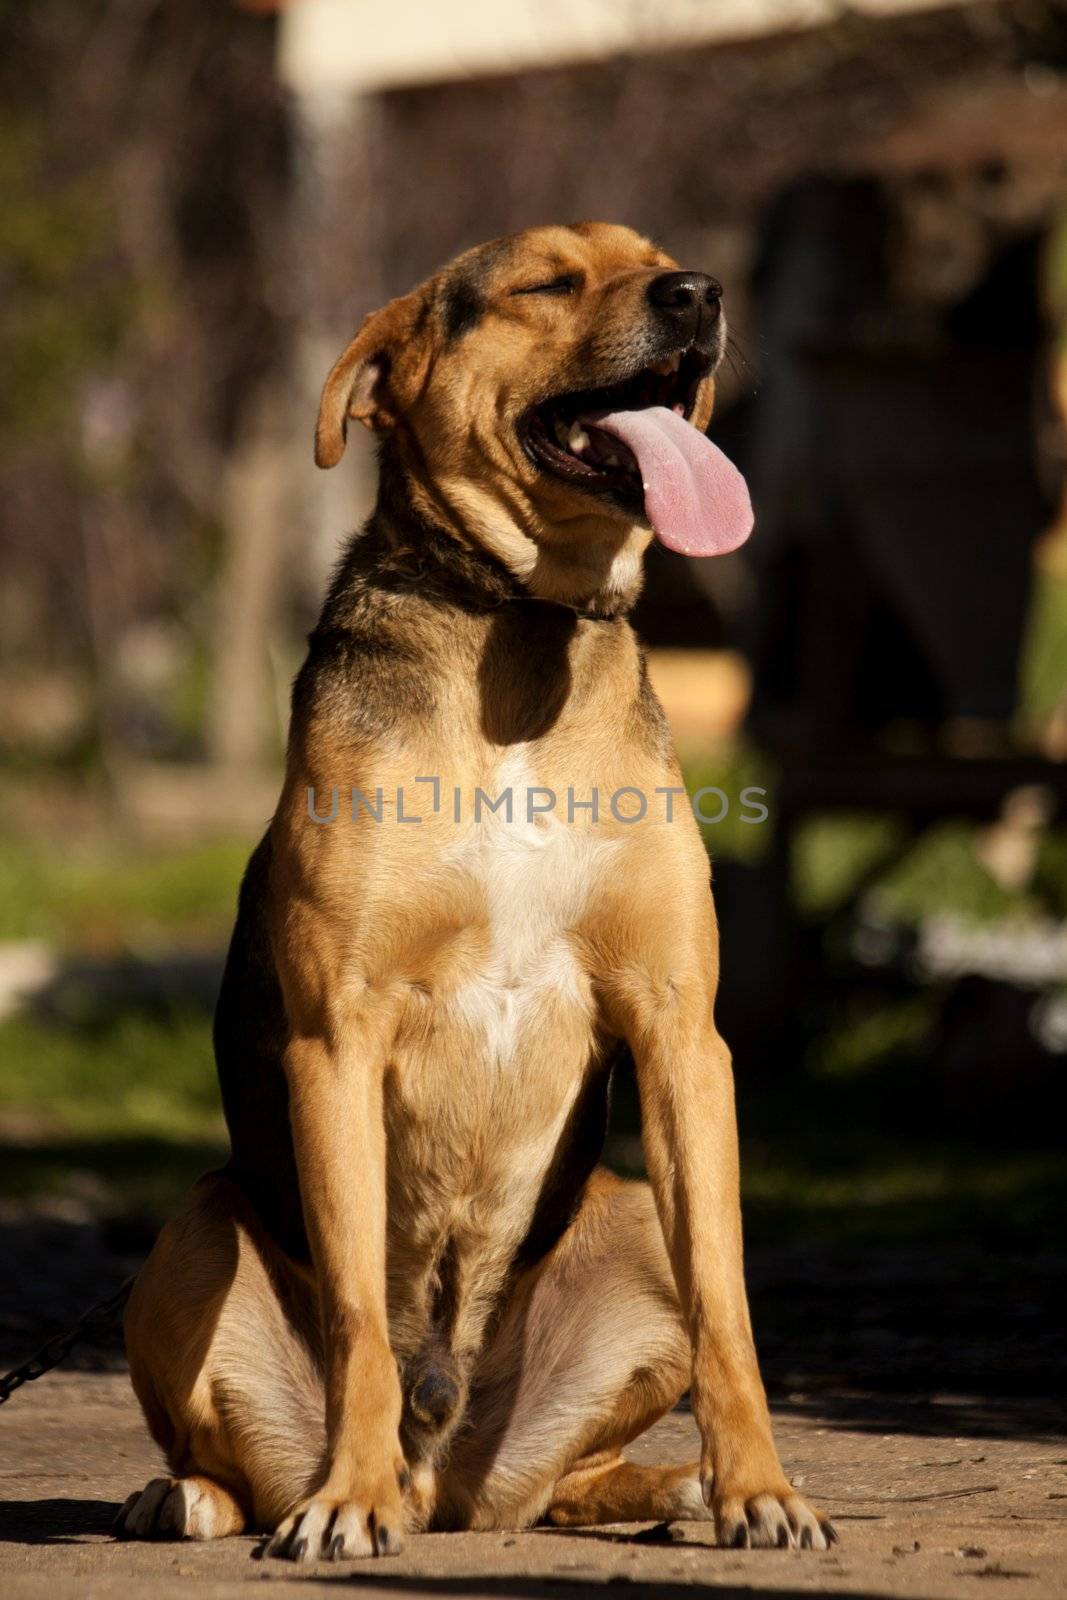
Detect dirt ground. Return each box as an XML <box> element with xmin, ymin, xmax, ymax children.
<box><xmin>1</xmin><ymin>1370</ymin><xmax>1064</xmax><ymax>1600</ymax></box>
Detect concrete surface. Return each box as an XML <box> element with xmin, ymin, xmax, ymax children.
<box><xmin>2</xmin><ymin>1371</ymin><xmax>1065</xmax><ymax>1599</ymax></box>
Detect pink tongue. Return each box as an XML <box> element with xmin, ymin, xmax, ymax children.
<box><xmin>590</xmin><ymin>405</ymin><xmax>753</xmax><ymax>557</ymax></box>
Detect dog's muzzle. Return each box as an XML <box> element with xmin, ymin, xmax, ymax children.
<box><xmin>647</xmin><ymin>270</ymin><xmax>722</xmax><ymax>351</ymax></box>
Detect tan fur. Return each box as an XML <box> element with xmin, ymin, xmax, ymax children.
<box><xmin>119</xmin><ymin>223</ymin><xmax>833</xmax><ymax>1560</ymax></box>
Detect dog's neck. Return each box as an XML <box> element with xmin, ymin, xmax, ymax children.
<box><xmin>375</xmin><ymin>441</ymin><xmax>648</xmax><ymax>622</ymax></box>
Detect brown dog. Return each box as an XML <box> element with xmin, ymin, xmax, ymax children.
<box><xmin>117</xmin><ymin>222</ymin><xmax>834</xmax><ymax>1560</ymax></box>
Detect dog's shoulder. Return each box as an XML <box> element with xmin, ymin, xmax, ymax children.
<box><xmin>290</xmin><ymin>518</ymin><xmax>444</xmax><ymax>744</ymax></box>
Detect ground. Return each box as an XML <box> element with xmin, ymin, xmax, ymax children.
<box><xmin>1</xmin><ymin>1371</ymin><xmax>1064</xmax><ymax>1600</ymax></box>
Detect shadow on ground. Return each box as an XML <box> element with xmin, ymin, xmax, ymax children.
<box><xmin>319</xmin><ymin>1583</ymin><xmax>888</xmax><ymax>1600</ymax></box>
<box><xmin>0</xmin><ymin>1137</ymin><xmax>221</xmax><ymax>1366</ymax></box>
<box><xmin>0</xmin><ymin>1498</ymin><xmax>116</xmax><ymax>1545</ymax></box>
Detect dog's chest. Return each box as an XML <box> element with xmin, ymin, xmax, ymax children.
<box><xmin>383</xmin><ymin>748</ymin><xmax>619</xmax><ymax>1242</ymax></box>
<box><xmin>438</xmin><ymin>747</ymin><xmax>619</xmax><ymax>1069</ymax></box>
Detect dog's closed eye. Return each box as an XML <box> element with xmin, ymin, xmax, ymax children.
<box><xmin>510</xmin><ymin>274</ymin><xmax>582</xmax><ymax>298</ymax></box>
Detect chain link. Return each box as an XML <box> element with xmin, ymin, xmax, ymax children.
<box><xmin>0</xmin><ymin>1277</ymin><xmax>135</xmax><ymax>1404</ymax></box>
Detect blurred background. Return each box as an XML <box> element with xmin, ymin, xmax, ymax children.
<box><xmin>2</xmin><ymin>0</ymin><xmax>1066</xmax><ymax>1425</ymax></box>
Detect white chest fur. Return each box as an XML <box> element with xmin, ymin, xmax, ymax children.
<box><xmin>443</xmin><ymin>748</ymin><xmax>619</xmax><ymax>1067</ymax></box>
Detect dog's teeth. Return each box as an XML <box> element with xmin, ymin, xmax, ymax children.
<box><xmin>650</xmin><ymin>354</ymin><xmax>682</xmax><ymax>377</ymax></box>
<box><xmin>604</xmin><ymin>452</ymin><xmax>620</xmax><ymax>467</ymax></box>
<box><xmin>568</xmin><ymin>424</ymin><xmax>590</xmax><ymax>454</ymax></box>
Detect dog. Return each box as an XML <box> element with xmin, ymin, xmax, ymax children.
<box><xmin>116</xmin><ymin>222</ymin><xmax>834</xmax><ymax>1560</ymax></box>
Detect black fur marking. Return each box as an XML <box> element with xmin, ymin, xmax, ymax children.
<box><xmin>477</xmin><ymin>602</ymin><xmax>577</xmax><ymax>744</ymax></box>
<box><xmin>513</xmin><ymin>1044</ymin><xmax>619</xmax><ymax>1269</ymax></box>
<box><xmin>215</xmin><ymin>834</ymin><xmax>310</xmax><ymax>1264</ymax></box>
<box><xmin>440</xmin><ymin>272</ymin><xmax>485</xmax><ymax>342</ymax></box>
<box><xmin>438</xmin><ymin>238</ymin><xmax>514</xmax><ymax>342</ymax></box>
<box><xmin>631</xmin><ymin>646</ymin><xmax>673</xmax><ymax>757</ymax></box>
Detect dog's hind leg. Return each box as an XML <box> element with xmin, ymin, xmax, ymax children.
<box><xmin>117</xmin><ymin>1173</ymin><xmax>325</xmax><ymax>1540</ymax></box>
<box><xmin>546</xmin><ymin>1456</ymin><xmax>707</xmax><ymax>1526</ymax></box>
<box><xmin>437</xmin><ymin>1169</ymin><xmax>709</xmax><ymax>1532</ymax></box>
<box><xmin>113</xmin><ymin>1474</ymin><xmax>247</xmax><ymax>1541</ymax></box>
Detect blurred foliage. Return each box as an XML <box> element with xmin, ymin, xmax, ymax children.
<box><xmin>1037</xmin><ymin>826</ymin><xmax>1067</xmax><ymax>913</ymax></box>
<box><xmin>1020</xmin><ymin>559</ymin><xmax>1067</xmax><ymax>727</ymax></box>
<box><xmin>793</xmin><ymin>814</ymin><xmax>904</xmax><ymax>918</ymax></box>
<box><xmin>0</xmin><ymin>1007</ymin><xmax>220</xmax><ymax>1142</ymax></box>
<box><xmin>682</xmin><ymin>742</ymin><xmax>774</xmax><ymax>864</ymax></box>
<box><xmin>740</xmin><ymin>1145</ymin><xmax>1065</xmax><ymax>1248</ymax></box>
<box><xmin>870</xmin><ymin>823</ymin><xmax>1028</xmax><ymax>925</ymax></box>
<box><xmin>0</xmin><ymin>122</ymin><xmax>128</xmax><ymax>438</ymax></box>
<box><xmin>809</xmin><ymin>993</ymin><xmax>937</xmax><ymax>1080</ymax></box>
<box><xmin>871</xmin><ymin>821</ymin><xmax>1067</xmax><ymax>925</ymax></box>
<box><xmin>0</xmin><ymin>0</ymin><xmax>288</xmax><ymax>766</ymax></box>
<box><xmin>0</xmin><ymin>1134</ymin><xmax>225</xmax><ymax>1219</ymax></box>
<box><xmin>0</xmin><ymin>835</ymin><xmax>246</xmax><ymax>951</ymax></box>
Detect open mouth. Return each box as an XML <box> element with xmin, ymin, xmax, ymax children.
<box><xmin>519</xmin><ymin>342</ymin><xmax>754</xmax><ymax>559</ymax></box>
<box><xmin>521</xmin><ymin>346</ymin><xmax>710</xmax><ymax>506</ymax></box>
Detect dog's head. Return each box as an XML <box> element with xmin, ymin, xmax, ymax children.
<box><xmin>316</xmin><ymin>223</ymin><xmax>751</xmax><ymax>610</ymax></box>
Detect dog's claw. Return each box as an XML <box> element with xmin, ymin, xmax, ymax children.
<box><xmin>269</xmin><ymin>1485</ymin><xmax>404</xmax><ymax>1562</ymax></box>
<box><xmin>712</xmin><ymin>1488</ymin><xmax>830</xmax><ymax>1551</ymax></box>
<box><xmin>265</xmin><ymin>1518</ymin><xmax>295</xmax><ymax>1559</ymax></box>
<box><xmin>112</xmin><ymin>1492</ymin><xmax>140</xmax><ymax>1537</ymax></box>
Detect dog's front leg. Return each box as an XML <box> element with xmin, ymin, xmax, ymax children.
<box><xmin>266</xmin><ymin>1026</ymin><xmax>405</xmax><ymax>1562</ymax></box>
<box><xmin>630</xmin><ymin>1003</ymin><xmax>835</xmax><ymax>1551</ymax></box>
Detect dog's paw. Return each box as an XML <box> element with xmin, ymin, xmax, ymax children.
<box><xmin>113</xmin><ymin>1475</ymin><xmax>246</xmax><ymax>1541</ymax></box>
<box><xmin>702</xmin><ymin>1478</ymin><xmax>837</xmax><ymax>1551</ymax></box>
<box><xmin>266</xmin><ymin>1473</ymin><xmax>405</xmax><ymax>1561</ymax></box>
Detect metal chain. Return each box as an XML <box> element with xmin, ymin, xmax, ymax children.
<box><xmin>0</xmin><ymin>1277</ymin><xmax>135</xmax><ymax>1404</ymax></box>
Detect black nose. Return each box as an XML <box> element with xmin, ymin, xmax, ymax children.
<box><xmin>647</xmin><ymin>271</ymin><xmax>722</xmax><ymax>341</ymax></box>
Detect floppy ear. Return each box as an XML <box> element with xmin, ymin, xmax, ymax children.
<box><xmin>314</xmin><ymin>293</ymin><xmax>421</xmax><ymax>468</ymax></box>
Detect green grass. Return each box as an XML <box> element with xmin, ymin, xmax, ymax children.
<box><xmin>0</xmin><ymin>833</ymin><xmax>248</xmax><ymax>951</ymax></box>
<box><xmin>0</xmin><ymin>1007</ymin><xmax>221</xmax><ymax>1141</ymax></box>
<box><xmin>740</xmin><ymin>1148</ymin><xmax>1065</xmax><ymax>1248</ymax></box>
<box><xmin>608</xmin><ymin>1058</ymin><xmax>1065</xmax><ymax>1252</ymax></box>
<box><xmin>0</xmin><ymin>826</ymin><xmax>240</xmax><ymax>1200</ymax></box>
<box><xmin>0</xmin><ymin>997</ymin><xmax>225</xmax><ymax>1213</ymax></box>
<box><xmin>0</xmin><ymin>822</ymin><xmax>245</xmax><ymax>1206</ymax></box>
<box><xmin>0</xmin><ymin>1133</ymin><xmax>226</xmax><ymax>1218</ymax></box>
